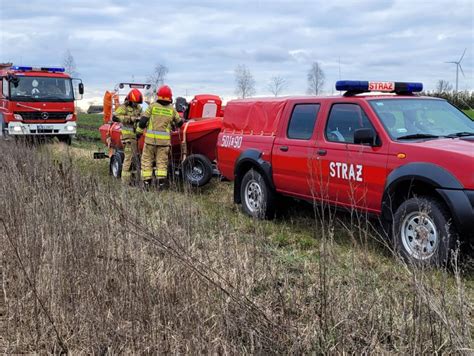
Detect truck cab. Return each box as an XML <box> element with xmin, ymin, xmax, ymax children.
<box><xmin>217</xmin><ymin>81</ymin><xmax>474</xmax><ymax>265</ymax></box>
<box><xmin>0</xmin><ymin>64</ymin><xmax>84</xmax><ymax>143</ymax></box>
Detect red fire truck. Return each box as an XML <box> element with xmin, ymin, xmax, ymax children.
<box><xmin>217</xmin><ymin>80</ymin><xmax>474</xmax><ymax>264</ymax></box>
<box><xmin>0</xmin><ymin>64</ymin><xmax>84</xmax><ymax>144</ymax></box>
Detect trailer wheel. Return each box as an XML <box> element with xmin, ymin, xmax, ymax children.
<box><xmin>182</xmin><ymin>154</ymin><xmax>213</xmax><ymax>187</ymax></box>
<box><xmin>240</xmin><ymin>169</ymin><xmax>275</xmax><ymax>219</ymax></box>
<box><xmin>109</xmin><ymin>151</ymin><xmax>124</xmax><ymax>178</ymax></box>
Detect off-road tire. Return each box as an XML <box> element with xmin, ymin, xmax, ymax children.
<box><xmin>240</xmin><ymin>168</ymin><xmax>275</xmax><ymax>219</ymax></box>
<box><xmin>392</xmin><ymin>196</ymin><xmax>457</xmax><ymax>266</ymax></box>
<box><xmin>109</xmin><ymin>151</ymin><xmax>124</xmax><ymax>178</ymax></box>
<box><xmin>182</xmin><ymin>154</ymin><xmax>213</xmax><ymax>187</ymax></box>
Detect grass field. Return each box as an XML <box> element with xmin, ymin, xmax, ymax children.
<box><xmin>76</xmin><ymin>113</ymin><xmax>103</xmax><ymax>142</ymax></box>
<box><xmin>1</xmin><ymin>115</ymin><xmax>472</xmax><ymax>353</ymax></box>
<box><xmin>464</xmin><ymin>109</ymin><xmax>474</xmax><ymax>120</ymax></box>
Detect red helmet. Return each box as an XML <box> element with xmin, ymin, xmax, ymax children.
<box><xmin>157</xmin><ymin>85</ymin><xmax>173</xmax><ymax>102</ymax></box>
<box><xmin>126</xmin><ymin>88</ymin><xmax>143</xmax><ymax>104</ymax></box>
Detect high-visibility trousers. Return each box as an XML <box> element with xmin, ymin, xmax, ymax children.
<box><xmin>141</xmin><ymin>143</ymin><xmax>169</xmax><ymax>181</ymax></box>
<box><xmin>121</xmin><ymin>139</ymin><xmax>139</xmax><ymax>179</ymax></box>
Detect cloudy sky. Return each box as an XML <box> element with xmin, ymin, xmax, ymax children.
<box><xmin>1</xmin><ymin>0</ymin><xmax>472</xmax><ymax>105</ymax></box>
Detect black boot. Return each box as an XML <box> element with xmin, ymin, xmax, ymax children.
<box><xmin>142</xmin><ymin>180</ymin><xmax>152</xmax><ymax>190</ymax></box>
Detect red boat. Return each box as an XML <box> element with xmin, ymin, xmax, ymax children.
<box><xmin>95</xmin><ymin>84</ymin><xmax>223</xmax><ymax>187</ymax></box>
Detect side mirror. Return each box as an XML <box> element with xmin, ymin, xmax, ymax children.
<box><xmin>354</xmin><ymin>128</ymin><xmax>377</xmax><ymax>146</ymax></box>
<box><xmin>72</xmin><ymin>78</ymin><xmax>84</xmax><ymax>100</ymax></box>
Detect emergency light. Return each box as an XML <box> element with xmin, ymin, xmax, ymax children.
<box><xmin>336</xmin><ymin>80</ymin><xmax>423</xmax><ymax>94</ymax></box>
<box><xmin>11</xmin><ymin>66</ymin><xmax>65</xmax><ymax>73</ymax></box>
<box><xmin>40</xmin><ymin>67</ymin><xmax>65</xmax><ymax>72</ymax></box>
<box><xmin>11</xmin><ymin>66</ymin><xmax>33</xmax><ymax>71</ymax></box>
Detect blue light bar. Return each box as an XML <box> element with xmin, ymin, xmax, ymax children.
<box><xmin>10</xmin><ymin>66</ymin><xmax>65</xmax><ymax>73</ymax></box>
<box><xmin>398</xmin><ymin>82</ymin><xmax>423</xmax><ymax>92</ymax></box>
<box><xmin>41</xmin><ymin>67</ymin><xmax>65</xmax><ymax>72</ymax></box>
<box><xmin>336</xmin><ymin>80</ymin><xmax>423</xmax><ymax>93</ymax></box>
<box><xmin>11</xmin><ymin>66</ymin><xmax>33</xmax><ymax>71</ymax></box>
<box><xmin>336</xmin><ymin>80</ymin><xmax>370</xmax><ymax>92</ymax></box>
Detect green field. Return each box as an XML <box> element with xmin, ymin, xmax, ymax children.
<box><xmin>464</xmin><ymin>109</ymin><xmax>474</xmax><ymax>120</ymax></box>
<box><xmin>76</xmin><ymin>113</ymin><xmax>103</xmax><ymax>141</ymax></box>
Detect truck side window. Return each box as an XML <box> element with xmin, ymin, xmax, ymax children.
<box><xmin>287</xmin><ymin>104</ymin><xmax>320</xmax><ymax>140</ymax></box>
<box><xmin>326</xmin><ymin>103</ymin><xmax>374</xmax><ymax>143</ymax></box>
<box><xmin>2</xmin><ymin>78</ymin><xmax>8</xmax><ymax>98</ymax></box>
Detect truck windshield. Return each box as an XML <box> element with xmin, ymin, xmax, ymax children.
<box><xmin>9</xmin><ymin>76</ymin><xmax>74</xmax><ymax>102</ymax></box>
<box><xmin>369</xmin><ymin>99</ymin><xmax>474</xmax><ymax>140</ymax></box>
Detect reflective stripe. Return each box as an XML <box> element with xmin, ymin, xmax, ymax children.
<box><xmin>121</xmin><ymin>125</ymin><xmax>134</xmax><ymax>135</ymax></box>
<box><xmin>152</xmin><ymin>107</ymin><xmax>173</xmax><ymax>116</ymax></box>
<box><xmin>141</xmin><ymin>169</ymin><xmax>153</xmax><ymax>179</ymax></box>
<box><xmin>145</xmin><ymin>130</ymin><xmax>170</xmax><ymax>140</ymax></box>
<box><xmin>156</xmin><ymin>169</ymin><xmax>167</xmax><ymax>177</ymax></box>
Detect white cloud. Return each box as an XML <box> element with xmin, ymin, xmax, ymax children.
<box><xmin>1</xmin><ymin>0</ymin><xmax>472</xmax><ymax>102</ymax></box>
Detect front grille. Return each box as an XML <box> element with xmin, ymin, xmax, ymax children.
<box><xmin>14</xmin><ymin>111</ymin><xmax>71</xmax><ymax>121</ymax></box>
<box><xmin>30</xmin><ymin>129</ymin><xmax>59</xmax><ymax>134</ymax></box>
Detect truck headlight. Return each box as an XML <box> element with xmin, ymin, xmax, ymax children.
<box><xmin>13</xmin><ymin>126</ymin><xmax>23</xmax><ymax>132</ymax></box>
<box><xmin>14</xmin><ymin>114</ymin><xmax>23</xmax><ymax>121</ymax></box>
<box><xmin>66</xmin><ymin>114</ymin><xmax>74</xmax><ymax>121</ymax></box>
<box><xmin>66</xmin><ymin>125</ymin><xmax>75</xmax><ymax>132</ymax></box>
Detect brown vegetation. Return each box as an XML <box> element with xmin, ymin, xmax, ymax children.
<box><xmin>0</xmin><ymin>140</ymin><xmax>472</xmax><ymax>353</ymax></box>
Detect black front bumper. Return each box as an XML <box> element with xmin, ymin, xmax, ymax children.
<box><xmin>437</xmin><ymin>189</ymin><xmax>474</xmax><ymax>240</ymax></box>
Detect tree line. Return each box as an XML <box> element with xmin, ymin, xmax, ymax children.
<box><xmin>234</xmin><ymin>62</ymin><xmax>325</xmax><ymax>98</ymax></box>
<box><xmin>62</xmin><ymin>50</ymin><xmax>472</xmax><ymax>107</ymax></box>
<box><xmin>422</xmin><ymin>80</ymin><xmax>474</xmax><ymax>110</ymax></box>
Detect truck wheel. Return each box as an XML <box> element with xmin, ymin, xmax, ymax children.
<box><xmin>58</xmin><ymin>135</ymin><xmax>72</xmax><ymax>145</ymax></box>
<box><xmin>182</xmin><ymin>154</ymin><xmax>213</xmax><ymax>187</ymax></box>
<box><xmin>240</xmin><ymin>169</ymin><xmax>275</xmax><ymax>219</ymax></box>
<box><xmin>392</xmin><ymin>196</ymin><xmax>457</xmax><ymax>266</ymax></box>
<box><xmin>109</xmin><ymin>151</ymin><xmax>123</xmax><ymax>178</ymax></box>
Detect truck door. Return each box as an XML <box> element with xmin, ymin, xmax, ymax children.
<box><xmin>272</xmin><ymin>103</ymin><xmax>321</xmax><ymax>198</ymax></box>
<box><xmin>0</xmin><ymin>78</ymin><xmax>8</xmax><ymax>136</ymax></box>
<box><xmin>317</xmin><ymin>103</ymin><xmax>389</xmax><ymax>212</ymax></box>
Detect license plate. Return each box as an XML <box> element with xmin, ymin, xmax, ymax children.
<box><xmin>37</xmin><ymin>125</ymin><xmax>53</xmax><ymax>130</ymax></box>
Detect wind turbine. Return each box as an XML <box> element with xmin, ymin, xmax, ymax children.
<box><xmin>445</xmin><ymin>48</ymin><xmax>466</xmax><ymax>92</ymax></box>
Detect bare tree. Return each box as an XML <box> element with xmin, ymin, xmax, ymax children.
<box><xmin>234</xmin><ymin>64</ymin><xmax>256</xmax><ymax>98</ymax></box>
<box><xmin>307</xmin><ymin>61</ymin><xmax>325</xmax><ymax>95</ymax></box>
<box><xmin>147</xmin><ymin>63</ymin><xmax>169</xmax><ymax>99</ymax></box>
<box><xmin>268</xmin><ymin>76</ymin><xmax>287</xmax><ymax>97</ymax></box>
<box><xmin>62</xmin><ymin>50</ymin><xmax>78</xmax><ymax>77</ymax></box>
<box><xmin>435</xmin><ymin>79</ymin><xmax>453</xmax><ymax>93</ymax></box>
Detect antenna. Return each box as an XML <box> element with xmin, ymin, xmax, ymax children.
<box><xmin>445</xmin><ymin>48</ymin><xmax>467</xmax><ymax>92</ymax></box>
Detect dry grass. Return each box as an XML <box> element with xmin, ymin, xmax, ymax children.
<box><xmin>0</xmin><ymin>140</ymin><xmax>472</xmax><ymax>353</ymax></box>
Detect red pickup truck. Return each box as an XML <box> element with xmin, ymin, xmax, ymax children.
<box><xmin>217</xmin><ymin>81</ymin><xmax>474</xmax><ymax>264</ymax></box>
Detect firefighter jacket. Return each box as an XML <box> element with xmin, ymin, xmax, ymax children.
<box><xmin>137</xmin><ymin>102</ymin><xmax>182</xmax><ymax>146</ymax></box>
<box><xmin>114</xmin><ymin>104</ymin><xmax>142</xmax><ymax>141</ymax></box>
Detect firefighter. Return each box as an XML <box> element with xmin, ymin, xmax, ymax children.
<box><xmin>112</xmin><ymin>88</ymin><xmax>143</xmax><ymax>182</ymax></box>
<box><xmin>136</xmin><ymin>85</ymin><xmax>183</xmax><ymax>187</ymax></box>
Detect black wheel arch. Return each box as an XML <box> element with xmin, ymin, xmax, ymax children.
<box><xmin>381</xmin><ymin>162</ymin><xmax>471</xmax><ymax>236</ymax></box>
<box><xmin>233</xmin><ymin>149</ymin><xmax>275</xmax><ymax>203</ymax></box>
